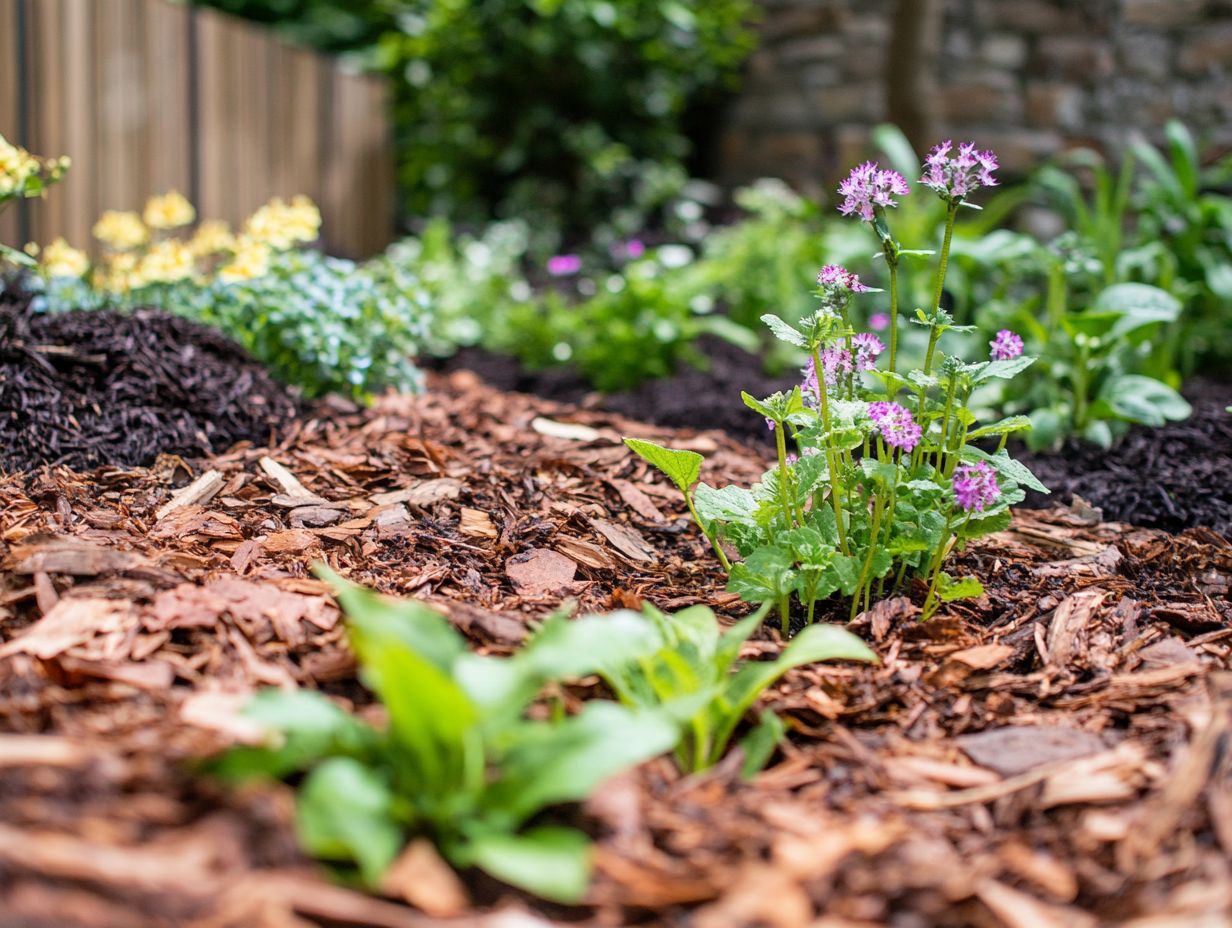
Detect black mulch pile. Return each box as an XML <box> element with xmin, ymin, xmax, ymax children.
<box><xmin>437</xmin><ymin>342</ymin><xmax>1232</xmax><ymax>537</ymax></box>
<box><xmin>1015</xmin><ymin>378</ymin><xmax>1232</xmax><ymax>538</ymax></box>
<box><xmin>0</xmin><ymin>285</ymin><xmax>299</xmax><ymax>473</ymax></box>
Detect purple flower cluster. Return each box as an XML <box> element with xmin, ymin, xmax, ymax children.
<box><xmin>547</xmin><ymin>254</ymin><xmax>582</xmax><ymax>276</ymax></box>
<box><xmin>837</xmin><ymin>162</ymin><xmax>910</xmax><ymax>222</ymax></box>
<box><xmin>989</xmin><ymin>329</ymin><xmax>1024</xmax><ymax>361</ymax></box>
<box><xmin>952</xmin><ymin>461</ymin><xmax>1000</xmax><ymax>512</ymax></box>
<box><xmin>920</xmin><ymin>141</ymin><xmax>999</xmax><ymax>202</ymax></box>
<box><xmin>852</xmin><ymin>333</ymin><xmax>885</xmax><ymax>371</ymax></box>
<box><xmin>817</xmin><ymin>264</ymin><xmax>870</xmax><ymax>293</ymax></box>
<box><xmin>867</xmin><ymin>401</ymin><xmax>922</xmax><ymax>452</ymax></box>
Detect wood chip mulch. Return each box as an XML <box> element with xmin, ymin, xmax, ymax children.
<box><xmin>1</xmin><ymin>370</ymin><xmax>1230</xmax><ymax>928</ymax></box>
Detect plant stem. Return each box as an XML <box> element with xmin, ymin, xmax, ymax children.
<box><xmin>929</xmin><ymin>203</ymin><xmax>959</xmax><ymax>322</ymax></box>
<box><xmin>888</xmin><ymin>260</ymin><xmax>900</xmax><ymax>380</ymax></box>
<box><xmin>779</xmin><ymin>594</ymin><xmax>791</xmax><ymax>636</ymax></box>
<box><xmin>849</xmin><ymin>490</ymin><xmax>886</xmax><ymax>622</ymax></box>
<box><xmin>811</xmin><ymin>347</ymin><xmax>849</xmax><ymax>555</ymax></box>
<box><xmin>773</xmin><ymin>422</ymin><xmax>795</xmax><ymax>530</ymax></box>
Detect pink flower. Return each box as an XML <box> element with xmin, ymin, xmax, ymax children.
<box><xmin>989</xmin><ymin>329</ymin><xmax>1024</xmax><ymax>361</ymax></box>
<box><xmin>625</xmin><ymin>239</ymin><xmax>645</xmax><ymax>259</ymax></box>
<box><xmin>837</xmin><ymin>162</ymin><xmax>910</xmax><ymax>221</ymax></box>
<box><xmin>817</xmin><ymin>264</ymin><xmax>870</xmax><ymax>293</ymax></box>
<box><xmin>921</xmin><ymin>141</ymin><xmax>999</xmax><ymax>201</ymax></box>
<box><xmin>547</xmin><ymin>254</ymin><xmax>582</xmax><ymax>276</ymax></box>
<box><xmin>867</xmin><ymin>401</ymin><xmax>922</xmax><ymax>452</ymax></box>
<box><xmin>869</xmin><ymin>312</ymin><xmax>890</xmax><ymax>332</ymax></box>
<box><xmin>952</xmin><ymin>461</ymin><xmax>1000</xmax><ymax>512</ymax></box>
<box><xmin>852</xmin><ymin>333</ymin><xmax>885</xmax><ymax>371</ymax></box>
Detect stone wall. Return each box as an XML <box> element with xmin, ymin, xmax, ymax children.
<box><xmin>718</xmin><ymin>0</ymin><xmax>1232</xmax><ymax>194</ymax></box>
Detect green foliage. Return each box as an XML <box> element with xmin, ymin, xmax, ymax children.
<box><xmin>594</xmin><ymin>604</ymin><xmax>876</xmax><ymax>775</ymax></box>
<box><xmin>373</xmin><ymin>0</ymin><xmax>757</xmax><ymax>245</ymax></box>
<box><xmin>215</xmin><ymin>567</ymin><xmax>678</xmax><ymax>903</ymax></box>
<box><xmin>625</xmin><ymin>151</ymin><xmax>1048</xmax><ymax>628</ymax></box>
<box><xmin>35</xmin><ymin>250</ymin><xmax>431</xmax><ymax>401</ymax></box>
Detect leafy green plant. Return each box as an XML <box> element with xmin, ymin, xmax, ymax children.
<box><xmin>1130</xmin><ymin>121</ymin><xmax>1232</xmax><ymax>370</ymax></box>
<box><xmin>0</xmin><ymin>134</ymin><xmax>70</xmax><ymax>268</ymax></box>
<box><xmin>594</xmin><ymin>603</ymin><xmax>876</xmax><ymax>777</ymax></box>
<box><xmin>980</xmin><ymin>274</ymin><xmax>1191</xmax><ymax>450</ymax></box>
<box><xmin>627</xmin><ymin>142</ymin><xmax>1048</xmax><ymax>629</ymax></box>
<box><xmin>215</xmin><ymin>568</ymin><xmax>679</xmax><ymax>903</ymax></box>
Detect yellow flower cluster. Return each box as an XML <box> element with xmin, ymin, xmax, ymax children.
<box><xmin>40</xmin><ymin>237</ymin><xmax>90</xmax><ymax>278</ymax></box>
<box><xmin>92</xmin><ymin>210</ymin><xmax>149</xmax><ymax>251</ymax></box>
<box><xmin>243</xmin><ymin>195</ymin><xmax>321</xmax><ymax>250</ymax></box>
<box><xmin>0</xmin><ymin>134</ymin><xmax>69</xmax><ymax>199</ymax></box>
<box><xmin>37</xmin><ymin>192</ymin><xmax>322</xmax><ymax>292</ymax></box>
<box><xmin>142</xmin><ymin>190</ymin><xmax>195</xmax><ymax>230</ymax></box>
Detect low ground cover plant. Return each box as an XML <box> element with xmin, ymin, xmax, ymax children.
<box><xmin>27</xmin><ymin>193</ymin><xmax>429</xmax><ymax>399</ymax></box>
<box><xmin>221</xmin><ymin>569</ymin><xmax>876</xmax><ymax>901</ymax></box>
<box><xmin>628</xmin><ymin>143</ymin><xmax>1049</xmax><ymax>630</ymax></box>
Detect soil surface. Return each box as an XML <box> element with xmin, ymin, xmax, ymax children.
<box><xmin>0</xmin><ymin>287</ymin><xmax>298</xmax><ymax>473</ymax></box>
<box><xmin>435</xmin><ymin>344</ymin><xmax>1232</xmax><ymax>536</ymax></box>
<box><xmin>1</xmin><ymin>371</ymin><xmax>1230</xmax><ymax>927</ymax></box>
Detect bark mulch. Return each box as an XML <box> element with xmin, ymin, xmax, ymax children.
<box><xmin>0</xmin><ymin>289</ymin><xmax>298</xmax><ymax>473</ymax></box>
<box><xmin>1</xmin><ymin>370</ymin><xmax>1230</xmax><ymax>928</ymax></box>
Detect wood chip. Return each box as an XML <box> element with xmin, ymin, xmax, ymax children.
<box><xmin>155</xmin><ymin>470</ymin><xmax>224</xmax><ymax>520</ymax></box>
<box><xmin>505</xmin><ymin>548</ymin><xmax>578</xmax><ymax>596</ymax></box>
<box><xmin>531</xmin><ymin>417</ymin><xmax>602</xmax><ymax>442</ymax></box>
<box><xmin>591</xmin><ymin>518</ymin><xmax>657</xmax><ymax>562</ymax></box>
<box><xmin>458</xmin><ymin>508</ymin><xmax>498</xmax><ymax>539</ymax></box>
<box><xmin>0</xmin><ymin>597</ymin><xmax>137</xmax><ymax>660</ymax></box>
<box><xmin>369</xmin><ymin>478</ymin><xmax>462</xmax><ymax>508</ymax></box>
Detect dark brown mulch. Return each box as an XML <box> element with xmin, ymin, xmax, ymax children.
<box><xmin>435</xmin><ymin>344</ymin><xmax>1232</xmax><ymax>535</ymax></box>
<box><xmin>1015</xmin><ymin>378</ymin><xmax>1232</xmax><ymax>538</ymax></box>
<box><xmin>1</xmin><ymin>371</ymin><xmax>1230</xmax><ymax>927</ymax></box>
<box><xmin>0</xmin><ymin>287</ymin><xmax>298</xmax><ymax>474</ymax></box>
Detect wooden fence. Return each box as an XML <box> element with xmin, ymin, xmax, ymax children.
<box><xmin>0</xmin><ymin>0</ymin><xmax>394</xmax><ymax>259</ymax></box>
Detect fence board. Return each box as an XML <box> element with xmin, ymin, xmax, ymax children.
<box><xmin>3</xmin><ymin>0</ymin><xmax>393</xmax><ymax>258</ymax></box>
<box><xmin>0</xmin><ymin>0</ymin><xmax>21</xmax><ymax>247</ymax></box>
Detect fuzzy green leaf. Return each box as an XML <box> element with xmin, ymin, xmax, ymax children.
<box><xmin>623</xmin><ymin>437</ymin><xmax>703</xmax><ymax>493</ymax></box>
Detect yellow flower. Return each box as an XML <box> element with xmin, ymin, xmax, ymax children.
<box><xmin>143</xmin><ymin>190</ymin><xmax>196</xmax><ymax>230</ymax></box>
<box><xmin>242</xmin><ymin>195</ymin><xmax>322</xmax><ymax>250</ymax></box>
<box><xmin>218</xmin><ymin>237</ymin><xmax>272</xmax><ymax>283</ymax></box>
<box><xmin>0</xmin><ymin>135</ymin><xmax>41</xmax><ymax>197</ymax></box>
<box><xmin>137</xmin><ymin>240</ymin><xmax>196</xmax><ymax>284</ymax></box>
<box><xmin>40</xmin><ymin>237</ymin><xmax>89</xmax><ymax>278</ymax></box>
<box><xmin>188</xmin><ymin>219</ymin><xmax>234</xmax><ymax>257</ymax></box>
<box><xmin>95</xmin><ymin>251</ymin><xmax>140</xmax><ymax>293</ymax></box>
<box><xmin>92</xmin><ymin>210</ymin><xmax>148</xmax><ymax>250</ymax></box>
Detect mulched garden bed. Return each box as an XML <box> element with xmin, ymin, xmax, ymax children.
<box><xmin>435</xmin><ymin>342</ymin><xmax>1232</xmax><ymax>535</ymax></box>
<box><xmin>0</xmin><ymin>287</ymin><xmax>298</xmax><ymax>473</ymax></box>
<box><xmin>1</xmin><ymin>371</ymin><xmax>1230</xmax><ymax>927</ymax></box>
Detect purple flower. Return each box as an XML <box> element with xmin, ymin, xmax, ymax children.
<box><xmin>852</xmin><ymin>333</ymin><xmax>885</xmax><ymax>371</ymax></box>
<box><xmin>625</xmin><ymin>239</ymin><xmax>645</xmax><ymax>259</ymax></box>
<box><xmin>547</xmin><ymin>254</ymin><xmax>582</xmax><ymax>276</ymax></box>
<box><xmin>921</xmin><ymin>141</ymin><xmax>999</xmax><ymax>202</ymax></box>
<box><xmin>989</xmin><ymin>329</ymin><xmax>1024</xmax><ymax>361</ymax></box>
<box><xmin>869</xmin><ymin>312</ymin><xmax>890</xmax><ymax>332</ymax></box>
<box><xmin>766</xmin><ymin>418</ymin><xmax>776</xmax><ymax>431</ymax></box>
<box><xmin>952</xmin><ymin>461</ymin><xmax>1000</xmax><ymax>512</ymax></box>
<box><xmin>867</xmin><ymin>401</ymin><xmax>922</xmax><ymax>453</ymax></box>
<box><xmin>817</xmin><ymin>264</ymin><xmax>870</xmax><ymax>293</ymax></box>
<box><xmin>837</xmin><ymin>161</ymin><xmax>910</xmax><ymax>222</ymax></box>
<box><xmin>820</xmin><ymin>348</ymin><xmax>853</xmax><ymax>386</ymax></box>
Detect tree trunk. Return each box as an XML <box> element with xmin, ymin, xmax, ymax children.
<box><xmin>886</xmin><ymin>0</ymin><xmax>945</xmax><ymax>154</ymax></box>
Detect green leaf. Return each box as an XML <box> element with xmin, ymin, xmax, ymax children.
<box><xmin>693</xmin><ymin>483</ymin><xmax>758</xmax><ymax>526</ymax></box>
<box><xmin>623</xmin><ymin>438</ymin><xmax>703</xmax><ymax>493</ymax></box>
<box><xmin>464</xmin><ymin>826</ymin><xmax>592</xmax><ymax>903</ymax></box>
<box><xmin>1099</xmin><ymin>375</ymin><xmax>1192</xmax><ymax>426</ymax></box>
<box><xmin>0</xmin><ymin>243</ymin><xmax>37</xmax><ymax>269</ymax></box>
<box><xmin>966</xmin><ymin>415</ymin><xmax>1033</xmax><ymax>441</ymax></box>
<box><xmin>936</xmin><ymin>574</ymin><xmax>985</xmax><ymax>602</ymax></box>
<box><xmin>295</xmin><ymin>758</ymin><xmax>402</xmax><ymax>888</ymax></box>
<box><xmin>959</xmin><ymin>446</ymin><xmax>1050</xmax><ymax>495</ymax></box>
<box><xmin>739</xmin><ymin>710</ymin><xmax>786</xmax><ymax>780</ymax></box>
<box><xmin>971</xmin><ymin>356</ymin><xmax>1035</xmax><ymax>384</ymax></box>
<box><xmin>488</xmin><ymin>702</ymin><xmax>678</xmax><ymax>823</ymax></box>
<box><xmin>760</xmin><ymin>313</ymin><xmax>807</xmax><ymax>348</ymax></box>
<box><xmin>727</xmin><ymin>545</ymin><xmax>797</xmax><ymax>604</ymax></box>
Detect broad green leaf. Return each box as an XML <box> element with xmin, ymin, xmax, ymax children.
<box><xmin>1025</xmin><ymin>407</ymin><xmax>1065</xmax><ymax>452</ymax></box>
<box><xmin>971</xmin><ymin>356</ymin><xmax>1035</xmax><ymax>384</ymax></box>
<box><xmin>727</xmin><ymin>545</ymin><xmax>797</xmax><ymax>604</ymax></box>
<box><xmin>760</xmin><ymin>312</ymin><xmax>807</xmax><ymax>348</ymax></box>
<box><xmin>739</xmin><ymin>710</ymin><xmax>786</xmax><ymax>780</ymax></box>
<box><xmin>295</xmin><ymin>757</ymin><xmax>402</xmax><ymax>888</ymax></box>
<box><xmin>959</xmin><ymin>446</ymin><xmax>1050</xmax><ymax>494</ymax></box>
<box><xmin>937</xmin><ymin>574</ymin><xmax>985</xmax><ymax>602</ymax></box>
<box><xmin>488</xmin><ymin>702</ymin><xmax>678</xmax><ymax>823</ymax></box>
<box><xmin>966</xmin><ymin>415</ymin><xmax>1033</xmax><ymax>441</ymax></box>
<box><xmin>622</xmin><ymin>438</ymin><xmax>703</xmax><ymax>493</ymax></box>
<box><xmin>1099</xmin><ymin>375</ymin><xmax>1192</xmax><ymax>426</ymax></box>
<box><xmin>211</xmin><ymin>689</ymin><xmax>379</xmax><ymax>781</ymax></box>
<box><xmin>694</xmin><ymin>483</ymin><xmax>758</xmax><ymax>525</ymax></box>
<box><xmin>464</xmin><ymin>826</ymin><xmax>591</xmax><ymax>904</ymax></box>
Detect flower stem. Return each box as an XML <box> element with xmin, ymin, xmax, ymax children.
<box><xmin>887</xmin><ymin>261</ymin><xmax>900</xmax><ymax>395</ymax></box>
<box><xmin>685</xmin><ymin>493</ymin><xmax>731</xmax><ymax>572</ymax></box>
<box><xmin>811</xmin><ymin>346</ymin><xmax>849</xmax><ymax>555</ymax></box>
<box><xmin>773</xmin><ymin>421</ymin><xmax>795</xmax><ymax>530</ymax></box>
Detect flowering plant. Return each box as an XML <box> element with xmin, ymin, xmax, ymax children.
<box><xmin>0</xmin><ymin>134</ymin><xmax>70</xmax><ymax>268</ymax></box>
<box><xmin>626</xmin><ymin>143</ymin><xmax>1048</xmax><ymax>629</ymax></box>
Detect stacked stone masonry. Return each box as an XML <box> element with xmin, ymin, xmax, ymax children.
<box><xmin>720</xmin><ymin>0</ymin><xmax>1232</xmax><ymax>194</ymax></box>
